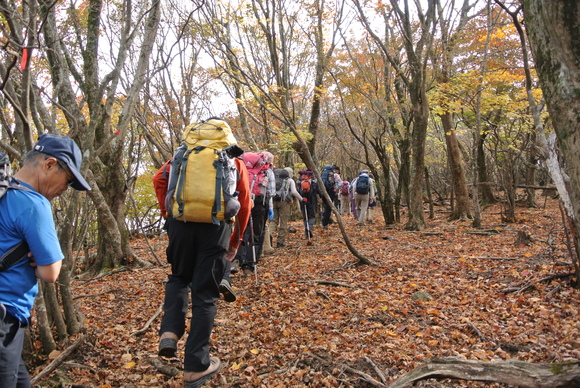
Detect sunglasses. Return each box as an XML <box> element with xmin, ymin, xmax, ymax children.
<box><xmin>56</xmin><ymin>159</ymin><xmax>75</xmax><ymax>186</ymax></box>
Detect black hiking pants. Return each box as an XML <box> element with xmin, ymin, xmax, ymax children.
<box><xmin>160</xmin><ymin>218</ymin><xmax>230</xmax><ymax>372</ymax></box>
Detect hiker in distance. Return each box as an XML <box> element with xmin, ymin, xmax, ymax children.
<box><xmin>266</xmin><ymin>167</ymin><xmax>306</xmax><ymax>252</ymax></box>
<box><xmin>366</xmin><ymin>173</ymin><xmax>378</xmax><ymax>224</ymax></box>
<box><xmin>351</xmin><ymin>170</ymin><xmax>376</xmax><ymax>226</ymax></box>
<box><xmin>298</xmin><ymin>169</ymin><xmax>320</xmax><ymax>242</ymax></box>
<box><xmin>320</xmin><ymin>165</ymin><xmax>341</xmax><ymax>230</ymax></box>
<box><xmin>339</xmin><ymin>179</ymin><xmax>351</xmax><ymax>216</ymax></box>
<box><xmin>156</xmin><ymin>118</ymin><xmax>252</xmax><ymax>387</ymax></box>
<box><xmin>234</xmin><ymin>151</ymin><xmax>275</xmax><ymax>277</ymax></box>
<box><xmin>0</xmin><ymin>134</ymin><xmax>91</xmax><ymax>388</ymax></box>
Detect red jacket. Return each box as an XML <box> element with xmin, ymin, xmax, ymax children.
<box><xmin>230</xmin><ymin>158</ymin><xmax>251</xmax><ymax>250</ymax></box>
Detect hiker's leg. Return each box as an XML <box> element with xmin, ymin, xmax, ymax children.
<box><xmin>237</xmin><ymin>221</ymin><xmax>252</xmax><ymax>270</ymax></box>
<box><xmin>355</xmin><ymin>194</ymin><xmax>363</xmax><ymax>216</ymax></box>
<box><xmin>267</xmin><ymin>201</ymin><xmax>281</xmax><ymax>247</ymax></box>
<box><xmin>262</xmin><ymin>222</ymin><xmax>273</xmax><ymax>253</ymax></box>
<box><xmin>321</xmin><ymin>198</ymin><xmax>332</xmax><ymax>226</ymax></box>
<box><xmin>0</xmin><ymin>313</ymin><xmax>30</xmax><ymax>388</ymax></box>
<box><xmin>184</xmin><ymin>222</ymin><xmax>229</xmax><ymax>372</ymax></box>
<box><xmin>358</xmin><ymin>194</ymin><xmax>369</xmax><ymax>223</ymax></box>
<box><xmin>267</xmin><ymin>204</ymin><xmax>278</xmax><ymax>240</ymax></box>
<box><xmin>252</xmin><ymin>201</ymin><xmax>267</xmax><ymax>261</ymax></box>
<box><xmin>223</xmin><ymin>260</ymin><xmax>232</xmax><ymax>283</ymax></box>
<box><xmin>160</xmin><ymin>218</ymin><xmax>196</xmax><ymax>339</ymax></box>
<box><xmin>339</xmin><ymin>195</ymin><xmax>348</xmax><ymax>214</ymax></box>
<box><xmin>307</xmin><ymin>203</ymin><xmax>316</xmax><ymax>232</ymax></box>
<box><xmin>367</xmin><ymin>205</ymin><xmax>374</xmax><ymax>222</ymax></box>
<box><xmin>277</xmin><ymin>201</ymin><xmax>291</xmax><ymax>245</ymax></box>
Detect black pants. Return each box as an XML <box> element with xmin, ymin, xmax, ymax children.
<box><xmin>237</xmin><ymin>199</ymin><xmax>267</xmax><ymax>270</ymax></box>
<box><xmin>159</xmin><ymin>218</ymin><xmax>231</xmax><ymax>372</ymax></box>
<box><xmin>321</xmin><ymin>193</ymin><xmax>336</xmax><ymax>226</ymax></box>
<box><xmin>0</xmin><ymin>304</ymin><xmax>30</xmax><ymax>388</ymax></box>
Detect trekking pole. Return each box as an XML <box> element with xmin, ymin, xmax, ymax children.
<box><xmin>249</xmin><ymin>214</ymin><xmax>258</xmax><ymax>286</ymax></box>
<box><xmin>303</xmin><ymin>203</ymin><xmax>312</xmax><ymax>245</ymax></box>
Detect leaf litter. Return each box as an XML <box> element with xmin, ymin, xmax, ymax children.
<box><xmin>30</xmin><ymin>197</ymin><xmax>579</xmax><ymax>387</ymax></box>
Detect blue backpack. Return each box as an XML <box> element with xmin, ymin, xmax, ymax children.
<box><xmin>355</xmin><ymin>175</ymin><xmax>370</xmax><ymax>194</ymax></box>
<box><xmin>321</xmin><ymin>165</ymin><xmax>335</xmax><ymax>193</ymax></box>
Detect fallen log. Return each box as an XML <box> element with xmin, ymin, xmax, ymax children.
<box><xmin>149</xmin><ymin>357</ymin><xmax>180</xmax><ymax>377</ymax></box>
<box><xmin>388</xmin><ymin>357</ymin><xmax>580</xmax><ymax>388</ymax></box>
<box><xmin>131</xmin><ymin>300</ymin><xmax>163</xmax><ymax>336</ymax></box>
<box><xmin>500</xmin><ymin>272</ymin><xmax>574</xmax><ymax>294</ymax></box>
<box><xmin>30</xmin><ymin>334</ymin><xmax>87</xmax><ymax>385</ymax></box>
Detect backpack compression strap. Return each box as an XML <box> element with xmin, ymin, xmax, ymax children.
<box><xmin>0</xmin><ymin>241</ymin><xmax>30</xmax><ymax>272</ymax></box>
<box><xmin>174</xmin><ymin>148</ymin><xmax>195</xmax><ymax>220</ymax></box>
<box><xmin>212</xmin><ymin>151</ymin><xmax>225</xmax><ymax>225</ymax></box>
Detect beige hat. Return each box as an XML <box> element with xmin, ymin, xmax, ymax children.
<box><xmin>283</xmin><ymin>167</ymin><xmax>293</xmax><ymax>177</ymax></box>
<box><xmin>262</xmin><ymin>151</ymin><xmax>274</xmax><ymax>164</ymax></box>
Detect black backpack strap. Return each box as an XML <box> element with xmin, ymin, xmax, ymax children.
<box><xmin>212</xmin><ymin>151</ymin><xmax>224</xmax><ymax>225</ymax></box>
<box><xmin>175</xmin><ymin>148</ymin><xmax>194</xmax><ymax>220</ymax></box>
<box><xmin>0</xmin><ymin>177</ymin><xmax>32</xmax><ymax>272</ymax></box>
<box><xmin>0</xmin><ymin>241</ymin><xmax>30</xmax><ymax>272</ymax></box>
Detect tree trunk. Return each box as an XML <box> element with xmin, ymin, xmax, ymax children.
<box><xmin>434</xmin><ymin>1</ymin><xmax>473</xmax><ymax>221</ymax></box>
<box><xmin>425</xmin><ymin>167</ymin><xmax>434</xmax><ymax>219</ymax></box>
<box><xmin>59</xmin><ymin>262</ymin><xmax>83</xmax><ymax>336</ymax></box>
<box><xmin>523</xmin><ymin>0</ymin><xmax>580</xmax><ymax>286</ymax></box>
<box><xmin>35</xmin><ymin>284</ymin><xmax>57</xmax><ymax>354</ymax></box>
<box><xmin>57</xmin><ymin>194</ymin><xmax>84</xmax><ymax>335</ymax></box>
<box><xmin>43</xmin><ymin>282</ymin><xmax>67</xmax><ymax>341</ymax></box>
<box><xmin>388</xmin><ymin>357</ymin><xmax>580</xmax><ymax>388</ymax></box>
<box><xmin>477</xmin><ymin>130</ymin><xmax>496</xmax><ymax>204</ymax></box>
<box><xmin>370</xmin><ymin>144</ymin><xmax>395</xmax><ymax>225</ymax></box>
<box><xmin>396</xmin><ymin>140</ymin><xmax>411</xmax><ymax>224</ymax></box>
<box><xmin>396</xmin><ymin>0</ymin><xmax>436</xmax><ymax>232</ymax></box>
<box><xmin>223</xmin><ymin>21</ymin><xmax>259</xmax><ymax>151</ymax></box>
<box><xmin>406</xmin><ymin>87</ymin><xmax>429</xmax><ymax>231</ymax></box>
<box><xmin>442</xmin><ymin>112</ymin><xmax>471</xmax><ymax>220</ymax></box>
<box><xmin>525</xmin><ymin>132</ymin><xmax>538</xmax><ymax>208</ymax></box>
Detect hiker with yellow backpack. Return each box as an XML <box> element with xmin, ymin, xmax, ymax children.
<box><xmin>153</xmin><ymin>118</ymin><xmax>252</xmax><ymax>387</ymax></box>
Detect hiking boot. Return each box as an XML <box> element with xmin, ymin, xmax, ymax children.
<box><xmin>219</xmin><ymin>279</ymin><xmax>236</xmax><ymax>303</ymax></box>
<box><xmin>184</xmin><ymin>357</ymin><xmax>222</xmax><ymax>387</ymax></box>
<box><xmin>322</xmin><ymin>225</ymin><xmax>329</xmax><ymax>230</ymax></box>
<box><xmin>242</xmin><ymin>267</ymin><xmax>253</xmax><ymax>277</ymax></box>
<box><xmin>158</xmin><ymin>336</ymin><xmax>178</xmax><ymax>358</ymax></box>
<box><xmin>230</xmin><ymin>259</ymin><xmax>240</xmax><ymax>274</ymax></box>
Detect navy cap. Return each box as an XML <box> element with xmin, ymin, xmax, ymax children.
<box><xmin>33</xmin><ymin>134</ymin><xmax>91</xmax><ymax>191</ymax></box>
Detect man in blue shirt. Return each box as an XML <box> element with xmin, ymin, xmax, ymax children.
<box><xmin>0</xmin><ymin>134</ymin><xmax>90</xmax><ymax>388</ymax></box>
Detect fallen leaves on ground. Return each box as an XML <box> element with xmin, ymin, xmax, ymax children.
<box><xmin>30</xmin><ymin>197</ymin><xmax>579</xmax><ymax>387</ymax></box>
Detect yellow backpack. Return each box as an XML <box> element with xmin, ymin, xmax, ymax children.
<box><xmin>166</xmin><ymin>118</ymin><xmax>244</xmax><ymax>224</ymax></box>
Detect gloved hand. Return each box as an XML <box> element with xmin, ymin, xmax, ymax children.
<box><xmin>302</xmin><ymin>197</ymin><xmax>308</xmax><ymax>203</ymax></box>
<box><xmin>268</xmin><ymin>209</ymin><xmax>274</xmax><ymax>220</ymax></box>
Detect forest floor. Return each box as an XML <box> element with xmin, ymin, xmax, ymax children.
<box><xmin>29</xmin><ymin>194</ymin><xmax>579</xmax><ymax>387</ymax></box>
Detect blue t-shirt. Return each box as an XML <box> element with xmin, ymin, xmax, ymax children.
<box><xmin>0</xmin><ymin>182</ymin><xmax>64</xmax><ymax>323</ymax></box>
